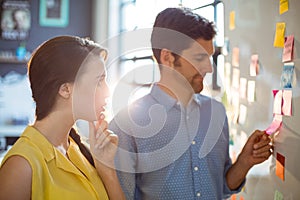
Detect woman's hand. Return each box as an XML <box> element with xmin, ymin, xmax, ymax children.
<box><xmin>88</xmin><ymin>114</ymin><xmax>119</xmax><ymax>168</ymax></box>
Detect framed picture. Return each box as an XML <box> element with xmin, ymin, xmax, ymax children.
<box><xmin>39</xmin><ymin>0</ymin><xmax>69</xmax><ymax>27</ymax></box>
<box><xmin>1</xmin><ymin>0</ymin><xmax>31</xmax><ymax>40</ymax></box>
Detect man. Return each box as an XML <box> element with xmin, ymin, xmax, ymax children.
<box><xmin>110</xmin><ymin>7</ymin><xmax>272</xmax><ymax>199</ymax></box>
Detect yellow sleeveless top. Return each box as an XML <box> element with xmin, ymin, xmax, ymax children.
<box><xmin>1</xmin><ymin>126</ymin><xmax>109</xmax><ymax>200</ymax></box>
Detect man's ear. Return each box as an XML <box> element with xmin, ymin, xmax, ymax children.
<box><xmin>160</xmin><ymin>49</ymin><xmax>175</xmax><ymax>67</ymax></box>
<box><xmin>58</xmin><ymin>83</ymin><xmax>72</xmax><ymax>99</ymax></box>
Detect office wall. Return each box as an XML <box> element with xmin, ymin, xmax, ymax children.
<box><xmin>223</xmin><ymin>0</ymin><xmax>300</xmax><ymax>199</ymax></box>
<box><xmin>0</xmin><ymin>0</ymin><xmax>92</xmax><ymax>76</ymax></box>
<box><xmin>0</xmin><ymin>0</ymin><xmax>92</xmax><ymax>144</ymax></box>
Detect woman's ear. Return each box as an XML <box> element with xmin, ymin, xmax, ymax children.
<box><xmin>160</xmin><ymin>49</ymin><xmax>175</xmax><ymax>67</ymax></box>
<box><xmin>58</xmin><ymin>83</ymin><xmax>73</xmax><ymax>99</ymax></box>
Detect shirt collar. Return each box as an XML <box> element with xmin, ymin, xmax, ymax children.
<box><xmin>150</xmin><ymin>84</ymin><xmax>202</xmax><ymax>111</ymax></box>
<box><xmin>150</xmin><ymin>84</ymin><xmax>177</xmax><ymax>112</ymax></box>
<box><xmin>21</xmin><ymin>126</ymin><xmax>55</xmax><ymax>162</ymax></box>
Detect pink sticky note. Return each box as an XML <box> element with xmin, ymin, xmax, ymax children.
<box><xmin>282</xmin><ymin>35</ymin><xmax>294</xmax><ymax>63</ymax></box>
<box><xmin>282</xmin><ymin>90</ymin><xmax>292</xmax><ymax>116</ymax></box>
<box><xmin>232</xmin><ymin>47</ymin><xmax>240</xmax><ymax>67</ymax></box>
<box><xmin>265</xmin><ymin>114</ymin><xmax>282</xmax><ymax>135</ymax></box>
<box><xmin>273</xmin><ymin>90</ymin><xmax>283</xmax><ymax>115</ymax></box>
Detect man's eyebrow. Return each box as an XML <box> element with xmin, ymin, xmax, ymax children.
<box><xmin>193</xmin><ymin>53</ymin><xmax>209</xmax><ymax>57</ymax></box>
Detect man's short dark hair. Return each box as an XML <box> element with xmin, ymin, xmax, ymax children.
<box><xmin>151</xmin><ymin>7</ymin><xmax>216</xmax><ymax>64</ymax></box>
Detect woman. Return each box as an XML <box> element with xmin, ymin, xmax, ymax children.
<box><xmin>0</xmin><ymin>36</ymin><xmax>125</xmax><ymax>200</ymax></box>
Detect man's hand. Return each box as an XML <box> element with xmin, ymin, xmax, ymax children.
<box><xmin>238</xmin><ymin>130</ymin><xmax>273</xmax><ymax>169</ymax></box>
<box><xmin>226</xmin><ymin>130</ymin><xmax>273</xmax><ymax>190</ymax></box>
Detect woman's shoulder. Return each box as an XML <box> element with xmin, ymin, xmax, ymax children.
<box><xmin>0</xmin><ymin>153</ymin><xmax>32</xmax><ymax>199</ymax></box>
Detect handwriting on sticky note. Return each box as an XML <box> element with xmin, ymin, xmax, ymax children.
<box><xmin>282</xmin><ymin>35</ymin><xmax>294</xmax><ymax>62</ymax></box>
<box><xmin>274</xmin><ymin>22</ymin><xmax>286</xmax><ymax>48</ymax></box>
<box><xmin>276</xmin><ymin>152</ymin><xmax>285</xmax><ymax>181</ymax></box>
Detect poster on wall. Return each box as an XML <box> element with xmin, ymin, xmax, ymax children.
<box><xmin>39</xmin><ymin>0</ymin><xmax>69</xmax><ymax>27</ymax></box>
<box><xmin>0</xmin><ymin>0</ymin><xmax>31</xmax><ymax>40</ymax></box>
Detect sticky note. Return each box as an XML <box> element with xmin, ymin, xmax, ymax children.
<box><xmin>282</xmin><ymin>35</ymin><xmax>294</xmax><ymax>62</ymax></box>
<box><xmin>238</xmin><ymin>104</ymin><xmax>247</xmax><ymax>125</ymax></box>
<box><xmin>273</xmin><ymin>89</ymin><xmax>293</xmax><ymax>116</ymax></box>
<box><xmin>279</xmin><ymin>0</ymin><xmax>289</xmax><ymax>15</ymax></box>
<box><xmin>273</xmin><ymin>90</ymin><xmax>283</xmax><ymax>115</ymax></box>
<box><xmin>247</xmin><ymin>80</ymin><xmax>255</xmax><ymax>103</ymax></box>
<box><xmin>250</xmin><ymin>54</ymin><xmax>259</xmax><ymax>76</ymax></box>
<box><xmin>280</xmin><ymin>63</ymin><xmax>295</xmax><ymax>88</ymax></box>
<box><xmin>282</xmin><ymin>90</ymin><xmax>292</xmax><ymax>116</ymax></box>
<box><xmin>231</xmin><ymin>194</ymin><xmax>237</xmax><ymax>200</ymax></box>
<box><xmin>239</xmin><ymin>78</ymin><xmax>247</xmax><ymax>99</ymax></box>
<box><xmin>274</xmin><ymin>190</ymin><xmax>283</xmax><ymax>200</ymax></box>
<box><xmin>273</xmin><ymin>22</ymin><xmax>286</xmax><ymax>48</ymax></box>
<box><xmin>265</xmin><ymin>114</ymin><xmax>282</xmax><ymax>135</ymax></box>
<box><xmin>232</xmin><ymin>68</ymin><xmax>240</xmax><ymax>89</ymax></box>
<box><xmin>225</xmin><ymin>62</ymin><xmax>231</xmax><ymax>77</ymax></box>
<box><xmin>230</xmin><ymin>11</ymin><xmax>235</xmax><ymax>30</ymax></box>
<box><xmin>232</xmin><ymin>47</ymin><xmax>240</xmax><ymax>67</ymax></box>
<box><xmin>276</xmin><ymin>152</ymin><xmax>285</xmax><ymax>181</ymax></box>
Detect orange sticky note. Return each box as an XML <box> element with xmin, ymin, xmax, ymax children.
<box><xmin>280</xmin><ymin>0</ymin><xmax>289</xmax><ymax>15</ymax></box>
<box><xmin>273</xmin><ymin>22</ymin><xmax>286</xmax><ymax>48</ymax></box>
<box><xmin>230</xmin><ymin>11</ymin><xmax>235</xmax><ymax>30</ymax></box>
<box><xmin>231</xmin><ymin>194</ymin><xmax>237</xmax><ymax>200</ymax></box>
<box><xmin>276</xmin><ymin>152</ymin><xmax>285</xmax><ymax>181</ymax></box>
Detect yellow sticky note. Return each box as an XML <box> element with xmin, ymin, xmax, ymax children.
<box><xmin>273</xmin><ymin>22</ymin><xmax>286</xmax><ymax>48</ymax></box>
<box><xmin>230</xmin><ymin>11</ymin><xmax>235</xmax><ymax>30</ymax></box>
<box><xmin>280</xmin><ymin>0</ymin><xmax>289</xmax><ymax>15</ymax></box>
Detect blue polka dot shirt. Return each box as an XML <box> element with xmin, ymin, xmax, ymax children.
<box><xmin>109</xmin><ymin>84</ymin><xmax>245</xmax><ymax>200</ymax></box>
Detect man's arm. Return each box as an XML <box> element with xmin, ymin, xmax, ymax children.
<box><xmin>226</xmin><ymin>130</ymin><xmax>272</xmax><ymax>190</ymax></box>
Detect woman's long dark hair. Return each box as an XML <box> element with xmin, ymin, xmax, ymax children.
<box><xmin>28</xmin><ymin>36</ymin><xmax>107</xmax><ymax>167</ymax></box>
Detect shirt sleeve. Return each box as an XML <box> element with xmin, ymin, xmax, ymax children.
<box><xmin>109</xmin><ymin>117</ymin><xmax>138</xmax><ymax>200</ymax></box>
<box><xmin>222</xmin><ymin>116</ymin><xmax>246</xmax><ymax>198</ymax></box>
